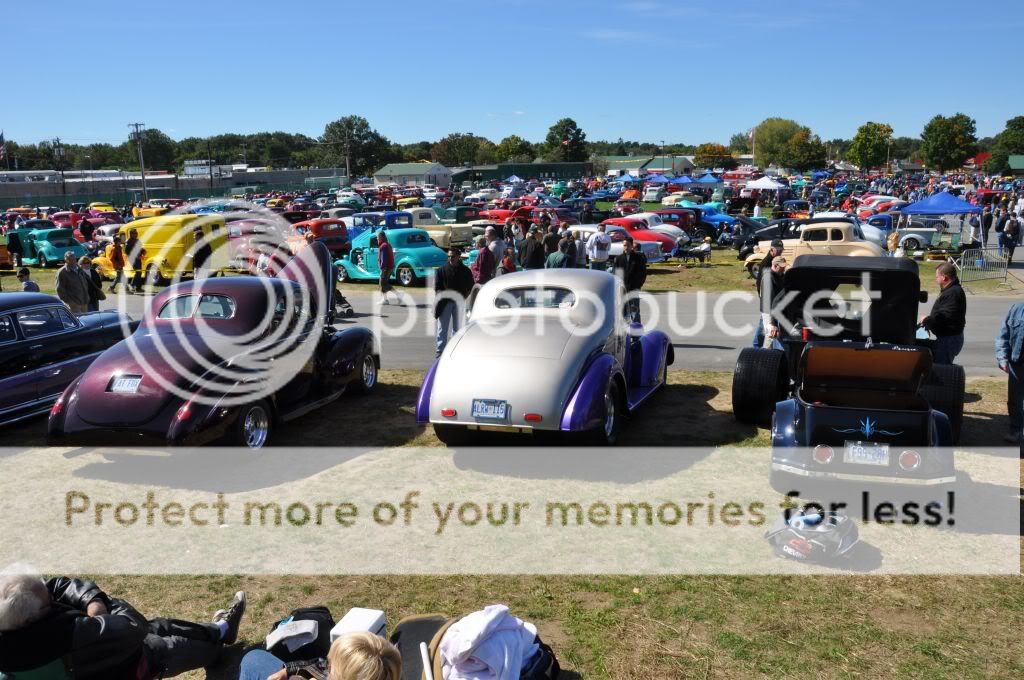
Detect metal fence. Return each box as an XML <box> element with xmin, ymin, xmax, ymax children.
<box><xmin>953</xmin><ymin>247</ymin><xmax>1009</xmax><ymax>283</ymax></box>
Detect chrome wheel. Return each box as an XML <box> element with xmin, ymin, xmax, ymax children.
<box><xmin>603</xmin><ymin>388</ymin><xmax>616</xmax><ymax>439</ymax></box>
<box><xmin>242</xmin><ymin>405</ymin><xmax>269</xmax><ymax>449</ymax></box>
<box><xmin>361</xmin><ymin>354</ymin><xmax>377</xmax><ymax>389</ymax></box>
<box><xmin>903</xmin><ymin>238</ymin><xmax>920</xmax><ymax>250</ymax></box>
<box><xmin>397</xmin><ymin>265</ymin><xmax>415</xmax><ymax>286</ymax></box>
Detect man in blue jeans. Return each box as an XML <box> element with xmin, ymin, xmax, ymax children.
<box><xmin>995</xmin><ymin>302</ymin><xmax>1024</xmax><ymax>444</ymax></box>
<box><xmin>434</xmin><ymin>246</ymin><xmax>474</xmax><ymax>357</ymax></box>
<box><xmin>920</xmin><ymin>262</ymin><xmax>966</xmax><ymax>364</ymax></box>
<box><xmin>752</xmin><ymin>239</ymin><xmax>785</xmax><ymax>348</ymax></box>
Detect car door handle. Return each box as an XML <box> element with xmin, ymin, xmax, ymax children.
<box><xmin>47</xmin><ymin>368</ymin><xmax>62</xmax><ymax>377</ymax></box>
<box><xmin>30</xmin><ymin>344</ymin><xmax>43</xmax><ymax>350</ymax></box>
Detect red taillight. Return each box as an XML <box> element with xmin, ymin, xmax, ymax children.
<box><xmin>440</xmin><ymin>408</ymin><xmax>457</xmax><ymax>418</ymax></box>
<box><xmin>175</xmin><ymin>403</ymin><xmax>192</xmax><ymax>421</ymax></box>
<box><xmin>899</xmin><ymin>450</ymin><xmax>921</xmax><ymax>470</ymax></box>
<box><xmin>812</xmin><ymin>445</ymin><xmax>834</xmax><ymax>464</ymax></box>
<box><xmin>524</xmin><ymin>413</ymin><xmax>543</xmax><ymax>422</ymax></box>
<box><xmin>50</xmin><ymin>395</ymin><xmax>64</xmax><ymax>417</ymax></box>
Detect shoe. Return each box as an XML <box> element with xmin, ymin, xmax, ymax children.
<box><xmin>213</xmin><ymin>591</ymin><xmax>246</xmax><ymax>645</ymax></box>
<box><xmin>1002</xmin><ymin>431</ymin><xmax>1021</xmax><ymax>444</ymax></box>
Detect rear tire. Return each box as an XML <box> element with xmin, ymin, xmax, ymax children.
<box><xmin>732</xmin><ymin>347</ymin><xmax>788</xmax><ymax>427</ymax></box>
<box><xmin>919</xmin><ymin>363</ymin><xmax>965</xmax><ymax>443</ymax></box>
<box><xmin>397</xmin><ymin>264</ymin><xmax>417</xmax><ymax>287</ymax></box>
<box><xmin>37</xmin><ymin>254</ymin><xmax>48</xmax><ymax>268</ymax></box>
<box><xmin>903</xmin><ymin>237</ymin><xmax>921</xmax><ymax>251</ymax></box>
<box><xmin>351</xmin><ymin>351</ymin><xmax>378</xmax><ymax>395</ymax></box>
<box><xmin>147</xmin><ymin>264</ymin><xmax>167</xmax><ymax>287</ymax></box>
<box><xmin>588</xmin><ymin>379</ymin><xmax>622</xmax><ymax>446</ymax></box>
<box><xmin>232</xmin><ymin>400</ymin><xmax>273</xmax><ymax>449</ymax></box>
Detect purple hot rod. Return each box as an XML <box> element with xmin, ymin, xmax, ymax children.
<box><xmin>48</xmin><ymin>243</ymin><xmax>379</xmax><ymax>448</ymax></box>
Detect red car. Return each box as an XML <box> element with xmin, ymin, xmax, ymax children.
<box><xmin>652</xmin><ymin>209</ymin><xmax>697</xmax><ymax>234</ymax></box>
<box><xmin>508</xmin><ymin>207</ymin><xmax>580</xmax><ymax>227</ymax></box>
<box><xmin>600</xmin><ymin>217</ymin><xmax>675</xmax><ymax>253</ymax></box>
<box><xmin>288</xmin><ymin>219</ymin><xmax>351</xmax><ymax>257</ymax></box>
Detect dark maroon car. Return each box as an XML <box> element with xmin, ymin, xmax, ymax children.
<box><xmin>48</xmin><ymin>243</ymin><xmax>379</xmax><ymax>448</ymax></box>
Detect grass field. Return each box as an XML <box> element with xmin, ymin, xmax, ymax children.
<box><xmin>10</xmin><ymin>368</ymin><xmax>1017</xmax><ymax>679</ymax></box>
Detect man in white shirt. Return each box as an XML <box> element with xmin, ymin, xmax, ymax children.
<box><xmin>585</xmin><ymin>224</ymin><xmax>612</xmax><ymax>271</ymax></box>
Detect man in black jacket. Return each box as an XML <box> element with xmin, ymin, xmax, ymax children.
<box><xmin>517</xmin><ymin>227</ymin><xmax>545</xmax><ymax>270</ymax></box>
<box><xmin>920</xmin><ymin>261</ymin><xmax>967</xmax><ymax>365</ymax></box>
<box><xmin>0</xmin><ymin>569</ymin><xmax>245</xmax><ymax>679</ymax></box>
<box><xmin>613</xmin><ymin>236</ymin><xmax>647</xmax><ymax>323</ymax></box>
<box><xmin>434</xmin><ymin>246</ymin><xmax>475</xmax><ymax>356</ymax></box>
<box><xmin>981</xmin><ymin>205</ymin><xmax>993</xmax><ymax>249</ymax></box>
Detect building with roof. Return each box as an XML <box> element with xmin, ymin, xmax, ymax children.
<box><xmin>373</xmin><ymin>162</ymin><xmax>451</xmax><ymax>186</ymax></box>
<box><xmin>1008</xmin><ymin>155</ymin><xmax>1024</xmax><ymax>176</ymax></box>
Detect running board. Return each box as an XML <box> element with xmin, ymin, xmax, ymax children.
<box><xmin>279</xmin><ymin>389</ymin><xmax>346</xmax><ymax>423</ymax></box>
<box><xmin>626</xmin><ymin>383</ymin><xmax>662</xmax><ymax>411</ymax></box>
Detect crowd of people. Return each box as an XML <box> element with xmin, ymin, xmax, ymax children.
<box><xmin>0</xmin><ymin>567</ymin><xmax>558</xmax><ymax>680</ymax></box>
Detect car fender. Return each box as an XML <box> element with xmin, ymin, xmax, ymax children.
<box><xmin>930</xmin><ymin>409</ymin><xmax>953</xmax><ymax>447</ymax></box>
<box><xmin>416</xmin><ymin>359</ymin><xmax>440</xmax><ymax>424</ymax></box>
<box><xmin>323</xmin><ymin>326</ymin><xmax>377</xmax><ymax>380</ymax></box>
<box><xmin>771</xmin><ymin>399</ymin><xmax>799</xmax><ymax>447</ymax></box>
<box><xmin>559</xmin><ymin>352</ymin><xmax>622</xmax><ymax>433</ymax></box>
<box><xmin>626</xmin><ymin>330</ymin><xmax>672</xmax><ymax>388</ymax></box>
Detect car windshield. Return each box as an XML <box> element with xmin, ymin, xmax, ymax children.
<box><xmin>400</xmin><ymin>233</ymin><xmax>429</xmax><ymax>247</ymax></box>
<box><xmin>494</xmin><ymin>287</ymin><xmax>576</xmax><ymax>309</ymax></box>
<box><xmin>158</xmin><ymin>294</ymin><xmax>236</xmax><ymax>320</ymax></box>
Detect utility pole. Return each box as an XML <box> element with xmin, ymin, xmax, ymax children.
<box><xmin>52</xmin><ymin>137</ymin><xmax>66</xmax><ymax>204</ymax></box>
<box><xmin>207</xmin><ymin>139</ymin><xmax>214</xmax><ymax>193</ymax></box>
<box><xmin>240</xmin><ymin>142</ymin><xmax>247</xmax><ymax>165</ymax></box>
<box><xmin>343</xmin><ymin>130</ymin><xmax>351</xmax><ymax>179</ymax></box>
<box><xmin>128</xmin><ymin>122</ymin><xmax>148</xmax><ymax>201</ymax></box>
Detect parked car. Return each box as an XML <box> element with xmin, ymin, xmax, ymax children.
<box><xmin>642</xmin><ymin>186</ymin><xmax>666</xmax><ymax>202</ymax></box>
<box><xmin>651</xmin><ymin>208</ymin><xmax>697</xmax><ymax>236</ymax></box>
<box><xmin>417</xmin><ymin>269</ymin><xmax>674</xmax><ymax>445</ymax></box>
<box><xmin>336</xmin><ymin>227</ymin><xmax>448</xmax><ymax>286</ymax></box>
<box><xmin>730</xmin><ymin>256</ymin><xmax>962</xmax><ymax>491</ymax></box>
<box><xmin>0</xmin><ymin>293</ymin><xmax>138</xmax><ymax>426</ymax></box>
<box><xmin>600</xmin><ymin>217</ymin><xmax>675</xmax><ymax>253</ymax></box>
<box><xmin>320</xmin><ymin>207</ymin><xmax>356</xmax><ymax>220</ymax></box>
<box><xmin>49</xmin><ymin>243</ymin><xmax>379</xmax><ymax>448</ymax></box>
<box><xmin>92</xmin><ymin>214</ymin><xmax>228</xmax><ymax>284</ymax></box>
<box><xmin>573</xmin><ymin>225</ymin><xmax>666</xmax><ymax>263</ymax></box>
<box><xmin>7</xmin><ymin>226</ymin><xmax>87</xmax><ymax>268</ymax></box>
<box><xmin>288</xmin><ymin>219</ymin><xmax>351</xmax><ymax>257</ymax></box>
<box><xmin>404</xmin><ymin>207</ymin><xmax>473</xmax><ymax>249</ymax></box>
<box><xmin>863</xmin><ymin>213</ymin><xmax>942</xmax><ymax>252</ymax></box>
<box><xmin>630</xmin><ymin>212</ymin><xmax>687</xmax><ymax>241</ymax></box>
<box><xmin>742</xmin><ymin>219</ymin><xmax>885</xmax><ymax>278</ymax></box>
<box><xmin>347</xmin><ymin>211</ymin><xmax>415</xmax><ymax>241</ymax></box>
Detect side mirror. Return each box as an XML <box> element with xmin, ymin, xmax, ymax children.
<box><xmin>919</xmin><ymin>290</ymin><xmax>928</xmax><ymax>303</ymax></box>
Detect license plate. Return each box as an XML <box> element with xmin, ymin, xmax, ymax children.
<box><xmin>843</xmin><ymin>441</ymin><xmax>889</xmax><ymax>466</ymax></box>
<box><xmin>110</xmin><ymin>376</ymin><xmax>142</xmax><ymax>394</ymax></box>
<box><xmin>471</xmin><ymin>399</ymin><xmax>508</xmax><ymax>420</ymax></box>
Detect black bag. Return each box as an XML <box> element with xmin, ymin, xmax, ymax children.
<box><xmin>266</xmin><ymin>606</ymin><xmax>335</xmax><ymax>663</ymax></box>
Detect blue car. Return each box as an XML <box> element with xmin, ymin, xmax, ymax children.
<box><xmin>335</xmin><ymin>227</ymin><xmax>447</xmax><ymax>286</ymax></box>
<box><xmin>348</xmin><ymin>211</ymin><xmax>415</xmax><ymax>241</ymax></box>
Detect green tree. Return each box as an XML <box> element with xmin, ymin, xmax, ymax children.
<box><xmin>888</xmin><ymin>136</ymin><xmax>923</xmax><ymax>164</ymax></box>
<box><xmin>728</xmin><ymin>132</ymin><xmax>750</xmax><ymax>154</ymax></box>
<box><xmin>475</xmin><ymin>138</ymin><xmax>497</xmax><ymax>165</ymax></box>
<box><xmin>751</xmin><ymin>118</ymin><xmax>803</xmax><ymax>167</ymax></box>
<box><xmin>982</xmin><ymin>150</ymin><xmax>1009</xmax><ymax>175</ymax></box>
<box><xmin>984</xmin><ymin>116</ymin><xmax>1024</xmax><ymax>175</ymax></box>
<box><xmin>693</xmin><ymin>143</ymin><xmax>737</xmax><ymax>170</ymax></box>
<box><xmin>543</xmin><ymin>118</ymin><xmax>587</xmax><ymax>162</ymax></box>
<box><xmin>846</xmin><ymin>122</ymin><xmax>893</xmax><ymax>170</ymax></box>
<box><xmin>400</xmin><ymin>141</ymin><xmax>433</xmax><ymax>162</ymax></box>
<box><xmin>779</xmin><ymin>128</ymin><xmax>827</xmax><ymax>171</ymax></box>
<box><xmin>495</xmin><ymin>135</ymin><xmax>534</xmax><ymax>162</ymax></box>
<box><xmin>319</xmin><ymin>115</ymin><xmax>393</xmax><ymax>176</ymax></box>
<box><xmin>430</xmin><ymin>133</ymin><xmax>487</xmax><ymax>167</ymax></box>
<box><xmin>920</xmin><ymin>113</ymin><xmax>977</xmax><ymax>172</ymax></box>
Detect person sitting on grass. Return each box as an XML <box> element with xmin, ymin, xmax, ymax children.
<box><xmin>238</xmin><ymin>631</ymin><xmax>401</xmax><ymax>680</ymax></box>
<box><xmin>0</xmin><ymin>565</ymin><xmax>246</xmax><ymax>680</ymax></box>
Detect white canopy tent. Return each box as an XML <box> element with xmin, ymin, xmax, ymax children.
<box><xmin>746</xmin><ymin>176</ymin><xmax>785</xmax><ymax>190</ymax></box>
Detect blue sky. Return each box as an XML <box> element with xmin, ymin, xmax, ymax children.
<box><xmin>6</xmin><ymin>0</ymin><xmax>1023</xmax><ymax>146</ymax></box>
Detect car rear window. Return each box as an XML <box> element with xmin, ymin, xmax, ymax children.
<box><xmin>494</xmin><ymin>287</ymin><xmax>576</xmax><ymax>309</ymax></box>
<box><xmin>0</xmin><ymin>316</ymin><xmax>16</xmax><ymax>343</ymax></box>
<box><xmin>158</xmin><ymin>294</ymin><xmax>236</xmax><ymax>320</ymax></box>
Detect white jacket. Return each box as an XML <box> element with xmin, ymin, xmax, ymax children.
<box><xmin>439</xmin><ymin>605</ymin><xmax>539</xmax><ymax>680</ymax></box>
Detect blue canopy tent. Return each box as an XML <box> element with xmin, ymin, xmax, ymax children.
<box><xmin>504</xmin><ymin>174</ymin><xmax>523</xmax><ymax>183</ymax></box>
<box><xmin>901</xmin><ymin>191</ymin><xmax>981</xmax><ymax>215</ymax></box>
<box><xmin>811</xmin><ymin>170</ymin><xmax>831</xmax><ymax>180</ymax></box>
<box><xmin>644</xmin><ymin>174</ymin><xmax>671</xmax><ymax>183</ymax></box>
<box><xmin>670</xmin><ymin>175</ymin><xmax>695</xmax><ymax>185</ymax></box>
<box><xmin>614</xmin><ymin>173</ymin><xmax>639</xmax><ymax>183</ymax></box>
<box><xmin>697</xmin><ymin>173</ymin><xmax>722</xmax><ymax>184</ymax></box>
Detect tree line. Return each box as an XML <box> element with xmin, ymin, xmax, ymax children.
<box><xmin>3</xmin><ymin>112</ymin><xmax>1018</xmax><ymax>177</ymax></box>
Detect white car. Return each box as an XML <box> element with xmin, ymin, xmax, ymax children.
<box><xmin>813</xmin><ymin>211</ymin><xmax>885</xmax><ymax>246</ymax></box>
<box><xmin>573</xmin><ymin>224</ymin><xmax>666</xmax><ymax>263</ymax></box>
<box><xmin>642</xmin><ymin>186</ymin><xmax>666</xmax><ymax>202</ymax></box>
<box><xmin>416</xmin><ymin>269</ymin><xmax>674</xmax><ymax>445</ymax></box>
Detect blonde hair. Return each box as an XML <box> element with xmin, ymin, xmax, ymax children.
<box><xmin>327</xmin><ymin>631</ymin><xmax>401</xmax><ymax>680</ymax></box>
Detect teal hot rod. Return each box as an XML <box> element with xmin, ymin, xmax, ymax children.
<box><xmin>335</xmin><ymin>227</ymin><xmax>448</xmax><ymax>287</ymax></box>
<box><xmin>8</xmin><ymin>225</ymin><xmax>88</xmax><ymax>268</ymax></box>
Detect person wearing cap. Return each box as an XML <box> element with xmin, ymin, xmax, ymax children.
<box><xmin>753</xmin><ymin>238</ymin><xmax>785</xmax><ymax>348</ymax></box>
<box><xmin>517</xmin><ymin>226</ymin><xmax>545</xmax><ymax>270</ymax></box>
